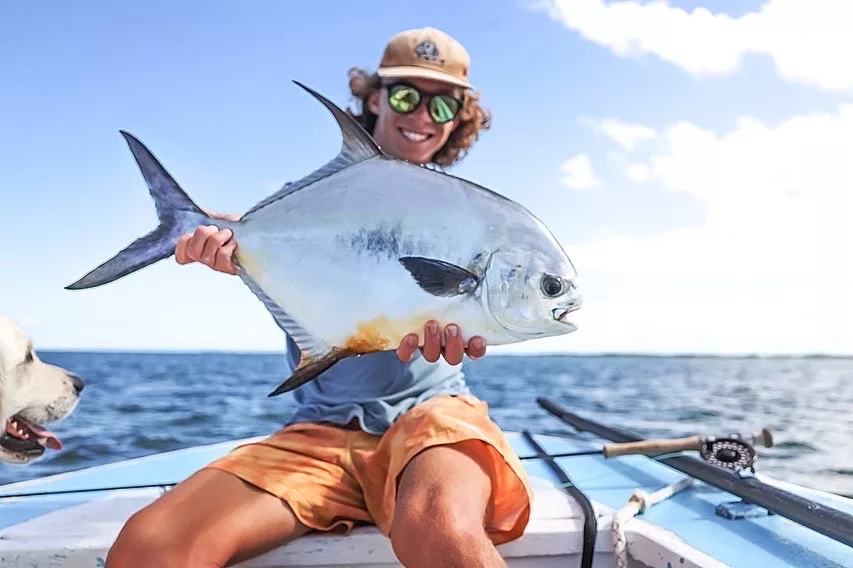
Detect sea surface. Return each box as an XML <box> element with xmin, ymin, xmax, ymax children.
<box><xmin>2</xmin><ymin>352</ymin><xmax>852</xmax><ymax>496</ymax></box>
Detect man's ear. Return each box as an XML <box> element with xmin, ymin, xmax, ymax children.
<box><xmin>368</xmin><ymin>90</ymin><xmax>381</xmax><ymax>115</ymax></box>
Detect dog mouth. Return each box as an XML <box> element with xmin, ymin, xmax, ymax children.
<box><xmin>0</xmin><ymin>414</ymin><xmax>62</xmax><ymax>455</ymax></box>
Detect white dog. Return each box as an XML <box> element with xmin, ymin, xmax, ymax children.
<box><xmin>0</xmin><ymin>313</ymin><xmax>84</xmax><ymax>464</ymax></box>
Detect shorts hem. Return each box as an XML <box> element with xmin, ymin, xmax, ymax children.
<box><xmin>203</xmin><ymin>461</ymin><xmax>360</xmax><ymax>536</ymax></box>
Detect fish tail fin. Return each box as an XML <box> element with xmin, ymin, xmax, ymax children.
<box><xmin>65</xmin><ymin>131</ymin><xmax>213</xmax><ymax>290</ymax></box>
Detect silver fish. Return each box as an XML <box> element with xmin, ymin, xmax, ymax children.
<box><xmin>66</xmin><ymin>81</ymin><xmax>583</xmax><ymax>396</ymax></box>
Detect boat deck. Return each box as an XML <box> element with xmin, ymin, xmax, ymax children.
<box><xmin>1</xmin><ymin>431</ymin><xmax>852</xmax><ymax>567</ymax></box>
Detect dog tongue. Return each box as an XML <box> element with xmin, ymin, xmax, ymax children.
<box><xmin>11</xmin><ymin>416</ymin><xmax>62</xmax><ymax>450</ymax></box>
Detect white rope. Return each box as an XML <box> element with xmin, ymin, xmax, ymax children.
<box><xmin>612</xmin><ymin>477</ymin><xmax>694</xmax><ymax>568</ymax></box>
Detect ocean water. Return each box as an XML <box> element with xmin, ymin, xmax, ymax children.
<box><xmin>2</xmin><ymin>352</ymin><xmax>852</xmax><ymax>496</ymax></box>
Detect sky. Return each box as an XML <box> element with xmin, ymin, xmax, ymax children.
<box><xmin>1</xmin><ymin>0</ymin><xmax>851</xmax><ymax>356</ymax></box>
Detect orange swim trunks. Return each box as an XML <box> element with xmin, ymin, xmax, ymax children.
<box><xmin>205</xmin><ymin>394</ymin><xmax>533</xmax><ymax>545</ymax></box>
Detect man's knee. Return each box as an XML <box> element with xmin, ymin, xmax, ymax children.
<box><xmin>390</xmin><ymin>500</ymin><xmax>485</xmax><ymax>564</ymax></box>
<box><xmin>106</xmin><ymin>507</ymin><xmax>222</xmax><ymax>568</ymax></box>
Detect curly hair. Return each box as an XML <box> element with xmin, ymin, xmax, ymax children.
<box><xmin>345</xmin><ymin>66</ymin><xmax>492</xmax><ymax>169</ymax></box>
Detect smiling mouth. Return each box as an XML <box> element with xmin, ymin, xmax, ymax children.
<box><xmin>400</xmin><ymin>128</ymin><xmax>431</xmax><ymax>143</ymax></box>
<box><xmin>0</xmin><ymin>414</ymin><xmax>62</xmax><ymax>456</ymax></box>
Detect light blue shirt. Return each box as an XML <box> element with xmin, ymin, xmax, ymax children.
<box><xmin>283</xmin><ymin>334</ymin><xmax>471</xmax><ymax>435</ymax></box>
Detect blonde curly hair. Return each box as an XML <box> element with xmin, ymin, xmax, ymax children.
<box><xmin>345</xmin><ymin>66</ymin><xmax>492</xmax><ymax>169</ymax></box>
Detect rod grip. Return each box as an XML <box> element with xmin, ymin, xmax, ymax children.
<box><xmin>603</xmin><ymin>435</ymin><xmax>703</xmax><ymax>457</ymax></box>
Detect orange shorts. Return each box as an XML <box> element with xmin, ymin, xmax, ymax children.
<box><xmin>204</xmin><ymin>394</ymin><xmax>533</xmax><ymax>545</ymax></box>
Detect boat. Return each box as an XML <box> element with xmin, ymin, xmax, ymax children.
<box><xmin>1</xmin><ymin>397</ymin><xmax>852</xmax><ymax>567</ymax></box>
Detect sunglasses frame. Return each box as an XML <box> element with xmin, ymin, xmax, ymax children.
<box><xmin>382</xmin><ymin>81</ymin><xmax>464</xmax><ymax>124</ymax></box>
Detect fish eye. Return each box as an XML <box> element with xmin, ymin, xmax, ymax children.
<box><xmin>540</xmin><ymin>274</ymin><xmax>564</xmax><ymax>297</ymax></box>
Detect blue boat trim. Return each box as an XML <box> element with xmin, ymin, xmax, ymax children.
<box><xmin>1</xmin><ymin>429</ymin><xmax>852</xmax><ymax>567</ymax></box>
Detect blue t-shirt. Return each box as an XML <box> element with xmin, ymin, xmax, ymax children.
<box><xmin>282</xmin><ymin>334</ymin><xmax>471</xmax><ymax>435</ymax></box>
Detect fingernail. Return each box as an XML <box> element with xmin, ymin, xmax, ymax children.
<box><xmin>471</xmin><ymin>337</ymin><xmax>482</xmax><ymax>349</ymax></box>
<box><xmin>427</xmin><ymin>321</ymin><xmax>439</xmax><ymax>335</ymax></box>
<box><xmin>446</xmin><ymin>325</ymin><xmax>458</xmax><ymax>337</ymax></box>
<box><xmin>407</xmin><ymin>334</ymin><xmax>418</xmax><ymax>346</ymax></box>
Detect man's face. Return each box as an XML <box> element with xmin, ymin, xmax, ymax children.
<box><xmin>368</xmin><ymin>76</ymin><xmax>464</xmax><ymax>165</ymax></box>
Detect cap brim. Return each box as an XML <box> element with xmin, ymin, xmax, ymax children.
<box><xmin>378</xmin><ymin>66</ymin><xmax>473</xmax><ymax>89</ymax></box>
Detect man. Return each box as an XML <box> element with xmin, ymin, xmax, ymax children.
<box><xmin>105</xmin><ymin>26</ymin><xmax>533</xmax><ymax>568</ymax></box>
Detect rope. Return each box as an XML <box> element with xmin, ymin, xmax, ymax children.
<box><xmin>612</xmin><ymin>477</ymin><xmax>694</xmax><ymax>568</ymax></box>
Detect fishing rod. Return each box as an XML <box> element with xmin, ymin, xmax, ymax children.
<box><xmin>519</xmin><ymin>426</ymin><xmax>774</xmax><ymax>471</ymax></box>
<box><xmin>536</xmin><ymin>397</ymin><xmax>853</xmax><ymax>549</ymax></box>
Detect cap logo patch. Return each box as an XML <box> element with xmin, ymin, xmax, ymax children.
<box><xmin>414</xmin><ymin>40</ymin><xmax>444</xmax><ymax>65</ymax></box>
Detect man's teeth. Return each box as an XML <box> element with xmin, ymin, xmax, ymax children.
<box><xmin>401</xmin><ymin>129</ymin><xmax>429</xmax><ymax>142</ymax></box>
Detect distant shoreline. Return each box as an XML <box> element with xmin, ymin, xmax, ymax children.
<box><xmin>36</xmin><ymin>350</ymin><xmax>853</xmax><ymax>360</ymax></box>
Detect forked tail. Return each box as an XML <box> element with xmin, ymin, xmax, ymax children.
<box><xmin>66</xmin><ymin>131</ymin><xmax>216</xmax><ymax>290</ymax></box>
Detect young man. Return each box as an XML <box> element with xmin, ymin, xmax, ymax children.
<box><xmin>105</xmin><ymin>27</ymin><xmax>533</xmax><ymax>568</ymax></box>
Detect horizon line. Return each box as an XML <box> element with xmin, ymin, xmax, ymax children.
<box><xmin>35</xmin><ymin>348</ymin><xmax>853</xmax><ymax>360</ymax></box>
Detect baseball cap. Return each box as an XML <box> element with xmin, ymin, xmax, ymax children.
<box><xmin>377</xmin><ymin>27</ymin><xmax>473</xmax><ymax>89</ymax></box>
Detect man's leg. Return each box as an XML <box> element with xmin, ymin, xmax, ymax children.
<box><xmin>106</xmin><ymin>468</ymin><xmax>311</xmax><ymax>568</ymax></box>
<box><xmin>389</xmin><ymin>440</ymin><xmax>506</xmax><ymax>568</ymax></box>
<box><xmin>107</xmin><ymin>422</ymin><xmax>374</xmax><ymax>568</ymax></box>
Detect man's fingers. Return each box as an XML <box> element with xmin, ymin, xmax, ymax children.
<box><xmin>466</xmin><ymin>336</ymin><xmax>487</xmax><ymax>360</ymax></box>
<box><xmin>214</xmin><ymin>240</ymin><xmax>239</xmax><ymax>274</ymax></box>
<box><xmin>421</xmin><ymin>320</ymin><xmax>441</xmax><ymax>363</ymax></box>
<box><xmin>442</xmin><ymin>324</ymin><xmax>465</xmax><ymax>365</ymax></box>
<box><xmin>185</xmin><ymin>225</ymin><xmax>220</xmax><ymax>261</ymax></box>
<box><xmin>175</xmin><ymin>234</ymin><xmax>192</xmax><ymax>264</ymax></box>
<box><xmin>396</xmin><ymin>333</ymin><xmax>419</xmax><ymax>362</ymax></box>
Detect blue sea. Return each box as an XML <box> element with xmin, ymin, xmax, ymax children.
<box><xmin>2</xmin><ymin>352</ymin><xmax>852</xmax><ymax>496</ymax></box>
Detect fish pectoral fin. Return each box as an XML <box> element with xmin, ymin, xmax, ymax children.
<box><xmin>398</xmin><ymin>256</ymin><xmax>480</xmax><ymax>297</ymax></box>
<box><xmin>267</xmin><ymin>349</ymin><xmax>354</xmax><ymax>397</ymax></box>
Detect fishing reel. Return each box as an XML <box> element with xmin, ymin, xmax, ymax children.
<box><xmin>699</xmin><ymin>427</ymin><xmax>773</xmax><ymax>473</ymax></box>
<box><xmin>699</xmin><ymin>437</ymin><xmax>757</xmax><ymax>472</ymax></box>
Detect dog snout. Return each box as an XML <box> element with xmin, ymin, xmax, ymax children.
<box><xmin>68</xmin><ymin>373</ymin><xmax>85</xmax><ymax>394</ymax></box>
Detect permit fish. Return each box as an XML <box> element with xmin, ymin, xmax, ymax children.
<box><xmin>66</xmin><ymin>81</ymin><xmax>583</xmax><ymax>396</ymax></box>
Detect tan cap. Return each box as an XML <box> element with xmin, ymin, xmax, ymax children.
<box><xmin>377</xmin><ymin>27</ymin><xmax>473</xmax><ymax>89</ymax></box>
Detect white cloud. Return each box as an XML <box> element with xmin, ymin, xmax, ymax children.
<box><xmin>546</xmin><ymin>104</ymin><xmax>853</xmax><ymax>355</ymax></box>
<box><xmin>560</xmin><ymin>152</ymin><xmax>601</xmax><ymax>190</ymax></box>
<box><xmin>541</xmin><ymin>0</ymin><xmax>853</xmax><ymax>91</ymax></box>
<box><xmin>625</xmin><ymin>162</ymin><xmax>651</xmax><ymax>182</ymax></box>
<box><xmin>599</xmin><ymin>118</ymin><xmax>658</xmax><ymax>151</ymax></box>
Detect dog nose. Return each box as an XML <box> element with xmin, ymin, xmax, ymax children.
<box><xmin>68</xmin><ymin>373</ymin><xmax>85</xmax><ymax>394</ymax></box>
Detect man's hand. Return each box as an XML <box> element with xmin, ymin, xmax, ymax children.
<box><xmin>175</xmin><ymin>209</ymin><xmax>241</xmax><ymax>275</ymax></box>
<box><xmin>396</xmin><ymin>320</ymin><xmax>487</xmax><ymax>365</ymax></box>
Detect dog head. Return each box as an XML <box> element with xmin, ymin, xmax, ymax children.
<box><xmin>0</xmin><ymin>313</ymin><xmax>84</xmax><ymax>464</ymax></box>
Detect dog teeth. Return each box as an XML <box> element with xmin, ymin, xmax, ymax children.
<box><xmin>37</xmin><ymin>437</ymin><xmax>47</xmax><ymax>446</ymax></box>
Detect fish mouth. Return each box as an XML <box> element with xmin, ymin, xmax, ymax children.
<box><xmin>551</xmin><ymin>306</ymin><xmax>580</xmax><ymax>330</ymax></box>
<box><xmin>0</xmin><ymin>414</ymin><xmax>62</xmax><ymax>458</ymax></box>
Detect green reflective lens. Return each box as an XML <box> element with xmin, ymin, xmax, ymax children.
<box><xmin>386</xmin><ymin>84</ymin><xmax>461</xmax><ymax>124</ymax></box>
<box><xmin>388</xmin><ymin>85</ymin><xmax>421</xmax><ymax>113</ymax></box>
<box><xmin>429</xmin><ymin>96</ymin><xmax>459</xmax><ymax>124</ymax></box>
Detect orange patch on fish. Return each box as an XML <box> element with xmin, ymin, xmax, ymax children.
<box><xmin>343</xmin><ymin>320</ymin><xmax>393</xmax><ymax>353</ymax></box>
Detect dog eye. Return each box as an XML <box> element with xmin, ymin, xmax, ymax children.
<box><xmin>23</xmin><ymin>349</ymin><xmax>33</xmax><ymax>364</ymax></box>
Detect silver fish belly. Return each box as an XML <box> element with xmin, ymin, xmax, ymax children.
<box><xmin>65</xmin><ymin>81</ymin><xmax>583</xmax><ymax>396</ymax></box>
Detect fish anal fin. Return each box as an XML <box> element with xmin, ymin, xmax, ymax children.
<box><xmin>399</xmin><ymin>256</ymin><xmax>480</xmax><ymax>297</ymax></box>
<box><xmin>268</xmin><ymin>348</ymin><xmax>356</xmax><ymax>397</ymax></box>
<box><xmin>236</xmin><ymin>270</ymin><xmax>330</xmax><ymax>362</ymax></box>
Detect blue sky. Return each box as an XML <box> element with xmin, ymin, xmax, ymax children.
<box><xmin>2</xmin><ymin>0</ymin><xmax>851</xmax><ymax>355</ymax></box>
